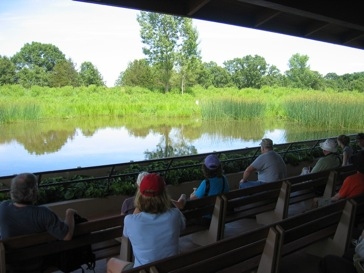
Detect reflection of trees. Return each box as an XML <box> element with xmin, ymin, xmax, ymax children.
<box><xmin>0</xmin><ymin>122</ymin><xmax>75</xmax><ymax>154</ymax></box>
<box><xmin>182</xmin><ymin>120</ymin><xmax>267</xmax><ymax>142</ymax></box>
<box><xmin>1</xmin><ymin>115</ymin><xmax>350</xmax><ymax>158</ymax></box>
<box><xmin>144</xmin><ymin>126</ymin><xmax>197</xmax><ymax>159</ymax></box>
<box><xmin>284</xmin><ymin>122</ymin><xmax>356</xmax><ymax>143</ymax></box>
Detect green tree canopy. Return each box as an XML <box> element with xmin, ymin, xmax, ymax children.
<box><xmin>49</xmin><ymin>59</ymin><xmax>80</xmax><ymax>87</ymax></box>
<box><xmin>137</xmin><ymin>12</ymin><xmax>200</xmax><ymax>93</ymax></box>
<box><xmin>196</xmin><ymin>61</ymin><xmax>231</xmax><ymax>88</ymax></box>
<box><xmin>0</xmin><ymin>55</ymin><xmax>16</xmax><ymax>85</ymax></box>
<box><xmin>118</xmin><ymin>59</ymin><xmax>155</xmax><ymax>88</ymax></box>
<box><xmin>11</xmin><ymin>42</ymin><xmax>66</xmax><ymax>72</ymax></box>
<box><xmin>79</xmin><ymin>61</ymin><xmax>105</xmax><ymax>86</ymax></box>
<box><xmin>224</xmin><ymin>55</ymin><xmax>268</xmax><ymax>89</ymax></box>
<box><xmin>11</xmin><ymin>42</ymin><xmax>66</xmax><ymax>87</ymax></box>
<box><xmin>285</xmin><ymin>53</ymin><xmax>323</xmax><ymax>89</ymax></box>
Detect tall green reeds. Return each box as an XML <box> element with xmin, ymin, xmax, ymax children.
<box><xmin>1</xmin><ymin>85</ymin><xmax>364</xmax><ymax>129</ymax></box>
<box><xmin>0</xmin><ymin>103</ymin><xmax>41</xmax><ymax>123</ymax></box>
<box><xmin>200</xmin><ymin>98</ymin><xmax>265</xmax><ymax>120</ymax></box>
<box><xmin>282</xmin><ymin>91</ymin><xmax>364</xmax><ymax>128</ymax></box>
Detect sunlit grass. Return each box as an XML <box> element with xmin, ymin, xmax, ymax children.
<box><xmin>1</xmin><ymin>85</ymin><xmax>364</xmax><ymax>129</ymax></box>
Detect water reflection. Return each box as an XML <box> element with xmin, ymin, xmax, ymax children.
<box><xmin>0</xmin><ymin>117</ymin><xmax>357</xmax><ymax>176</ymax></box>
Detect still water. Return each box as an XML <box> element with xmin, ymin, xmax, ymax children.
<box><xmin>0</xmin><ymin>117</ymin><xmax>357</xmax><ymax>176</ymax></box>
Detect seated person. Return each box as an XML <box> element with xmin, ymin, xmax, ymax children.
<box><xmin>0</xmin><ymin>173</ymin><xmax>76</xmax><ymax>272</ymax></box>
<box><xmin>331</xmin><ymin>151</ymin><xmax>364</xmax><ymax>201</ymax></box>
<box><xmin>314</xmin><ymin>151</ymin><xmax>364</xmax><ymax>207</ymax></box>
<box><xmin>122</xmin><ymin>172</ymin><xmax>186</xmax><ymax>213</ymax></box>
<box><xmin>337</xmin><ymin>134</ymin><xmax>353</xmax><ymax>166</ymax></box>
<box><xmin>356</xmin><ymin>133</ymin><xmax>364</xmax><ymax>152</ymax></box>
<box><xmin>302</xmin><ymin>138</ymin><xmax>341</xmax><ymax>174</ymax></box>
<box><xmin>239</xmin><ymin>138</ymin><xmax>287</xmax><ymax>189</ymax></box>
<box><xmin>190</xmin><ymin>154</ymin><xmax>229</xmax><ymax>200</ymax></box>
<box><xmin>121</xmin><ymin>171</ymin><xmax>149</xmax><ymax>215</ymax></box>
<box><xmin>107</xmin><ymin>173</ymin><xmax>186</xmax><ymax>272</ymax></box>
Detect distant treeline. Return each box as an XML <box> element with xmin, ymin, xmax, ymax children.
<box><xmin>1</xmin><ymin>40</ymin><xmax>363</xmax><ymax>92</ymax></box>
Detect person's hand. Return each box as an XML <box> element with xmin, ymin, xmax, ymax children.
<box><xmin>66</xmin><ymin>208</ymin><xmax>77</xmax><ymax>215</ymax></box>
<box><xmin>190</xmin><ymin>188</ymin><xmax>197</xmax><ymax>200</ymax></box>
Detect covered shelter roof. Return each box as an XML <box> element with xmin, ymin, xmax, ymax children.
<box><xmin>75</xmin><ymin>0</ymin><xmax>364</xmax><ymax>51</ymax></box>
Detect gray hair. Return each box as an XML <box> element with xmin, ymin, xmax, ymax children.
<box><xmin>10</xmin><ymin>173</ymin><xmax>38</xmax><ymax>204</ymax></box>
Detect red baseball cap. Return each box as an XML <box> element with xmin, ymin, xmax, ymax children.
<box><xmin>139</xmin><ymin>173</ymin><xmax>165</xmax><ymax>197</ymax></box>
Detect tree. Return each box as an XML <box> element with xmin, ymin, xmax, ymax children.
<box><xmin>79</xmin><ymin>61</ymin><xmax>105</xmax><ymax>86</ymax></box>
<box><xmin>196</xmin><ymin>61</ymin><xmax>231</xmax><ymax>88</ymax></box>
<box><xmin>118</xmin><ymin>59</ymin><xmax>155</xmax><ymax>88</ymax></box>
<box><xmin>285</xmin><ymin>53</ymin><xmax>323</xmax><ymax>89</ymax></box>
<box><xmin>0</xmin><ymin>55</ymin><xmax>16</xmax><ymax>85</ymax></box>
<box><xmin>17</xmin><ymin>66</ymin><xmax>49</xmax><ymax>88</ymax></box>
<box><xmin>11</xmin><ymin>42</ymin><xmax>66</xmax><ymax>72</ymax></box>
<box><xmin>262</xmin><ymin>65</ymin><xmax>283</xmax><ymax>87</ymax></box>
<box><xmin>176</xmin><ymin>18</ymin><xmax>201</xmax><ymax>93</ymax></box>
<box><xmin>224</xmin><ymin>55</ymin><xmax>267</xmax><ymax>89</ymax></box>
<box><xmin>49</xmin><ymin>59</ymin><xmax>80</xmax><ymax>87</ymax></box>
<box><xmin>11</xmin><ymin>42</ymin><xmax>66</xmax><ymax>87</ymax></box>
<box><xmin>137</xmin><ymin>12</ymin><xmax>200</xmax><ymax>93</ymax></box>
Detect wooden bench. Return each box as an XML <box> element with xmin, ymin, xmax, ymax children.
<box><xmin>256</xmin><ymin>170</ymin><xmax>334</xmax><ymax>224</ymax></box>
<box><xmin>0</xmin><ymin>214</ymin><xmax>125</xmax><ymax>273</ymax></box>
<box><xmin>180</xmin><ymin>194</ymin><xmax>225</xmax><ymax>245</ymax></box>
<box><xmin>122</xmin><ymin>198</ymin><xmax>356</xmax><ymax>273</ymax></box>
<box><xmin>221</xmin><ymin>181</ymin><xmax>282</xmax><ymax>227</ymax></box>
<box><xmin>124</xmin><ymin>225</ymin><xmax>279</xmax><ymax>273</ymax></box>
<box><xmin>119</xmin><ymin>195</ymin><xmax>226</xmax><ymax>262</ymax></box>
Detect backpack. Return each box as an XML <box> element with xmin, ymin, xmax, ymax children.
<box><xmin>44</xmin><ymin>213</ymin><xmax>96</xmax><ymax>273</ymax></box>
<box><xmin>204</xmin><ymin>176</ymin><xmax>226</xmax><ymax>197</ymax></box>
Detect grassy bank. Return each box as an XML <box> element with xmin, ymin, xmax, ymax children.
<box><xmin>1</xmin><ymin>85</ymin><xmax>364</xmax><ymax>129</ymax></box>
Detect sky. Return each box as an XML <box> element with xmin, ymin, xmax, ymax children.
<box><xmin>1</xmin><ymin>0</ymin><xmax>364</xmax><ymax>87</ymax></box>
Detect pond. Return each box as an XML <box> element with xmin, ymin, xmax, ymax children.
<box><xmin>0</xmin><ymin>116</ymin><xmax>358</xmax><ymax>176</ymax></box>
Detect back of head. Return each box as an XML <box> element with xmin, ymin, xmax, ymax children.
<box><xmin>337</xmin><ymin>134</ymin><xmax>350</xmax><ymax>146</ymax></box>
<box><xmin>352</xmin><ymin>152</ymin><xmax>364</xmax><ymax>174</ymax></box>
<box><xmin>202</xmin><ymin>154</ymin><xmax>222</xmax><ymax>178</ymax></box>
<box><xmin>260</xmin><ymin>138</ymin><xmax>273</xmax><ymax>150</ymax></box>
<box><xmin>357</xmin><ymin>133</ymin><xmax>364</xmax><ymax>141</ymax></box>
<box><xmin>135</xmin><ymin>173</ymin><xmax>171</xmax><ymax>213</ymax></box>
<box><xmin>319</xmin><ymin>139</ymin><xmax>338</xmax><ymax>153</ymax></box>
<box><xmin>10</xmin><ymin>173</ymin><xmax>38</xmax><ymax>204</ymax></box>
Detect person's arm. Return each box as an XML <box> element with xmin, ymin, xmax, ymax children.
<box><xmin>342</xmin><ymin>151</ymin><xmax>348</xmax><ymax>166</ymax></box>
<box><xmin>63</xmin><ymin>208</ymin><xmax>77</xmax><ymax>240</ymax></box>
<box><xmin>240</xmin><ymin>165</ymin><xmax>256</xmax><ymax>183</ymax></box>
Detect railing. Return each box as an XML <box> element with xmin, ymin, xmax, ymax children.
<box><xmin>0</xmin><ymin>134</ymin><xmax>358</xmax><ymax>197</ymax></box>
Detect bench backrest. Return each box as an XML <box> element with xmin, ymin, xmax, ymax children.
<box><xmin>221</xmin><ymin>181</ymin><xmax>282</xmax><ymax>223</ymax></box>
<box><xmin>125</xmin><ymin>225</ymin><xmax>274</xmax><ymax>273</ymax></box>
<box><xmin>124</xmin><ymin>198</ymin><xmax>356</xmax><ymax>273</ymax></box>
<box><xmin>0</xmin><ymin>214</ymin><xmax>124</xmax><ymax>273</ymax></box>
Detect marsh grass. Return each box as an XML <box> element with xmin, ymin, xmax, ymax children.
<box><xmin>0</xmin><ymin>103</ymin><xmax>41</xmax><ymax>122</ymax></box>
<box><xmin>200</xmin><ymin>99</ymin><xmax>265</xmax><ymax>120</ymax></box>
<box><xmin>282</xmin><ymin>92</ymin><xmax>364</xmax><ymax>128</ymax></box>
<box><xmin>1</xmin><ymin>85</ymin><xmax>364</xmax><ymax>129</ymax></box>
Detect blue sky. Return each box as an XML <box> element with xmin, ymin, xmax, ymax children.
<box><xmin>1</xmin><ymin>0</ymin><xmax>364</xmax><ymax>86</ymax></box>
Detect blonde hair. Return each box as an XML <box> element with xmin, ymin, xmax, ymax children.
<box><xmin>134</xmin><ymin>188</ymin><xmax>171</xmax><ymax>214</ymax></box>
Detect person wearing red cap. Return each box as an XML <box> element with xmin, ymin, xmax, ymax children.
<box><xmin>107</xmin><ymin>173</ymin><xmax>186</xmax><ymax>272</ymax></box>
<box><xmin>190</xmin><ymin>154</ymin><xmax>229</xmax><ymax>200</ymax></box>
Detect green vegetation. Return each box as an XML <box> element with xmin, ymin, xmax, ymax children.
<box><xmin>2</xmin><ymin>85</ymin><xmax>364</xmax><ymax>129</ymax></box>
